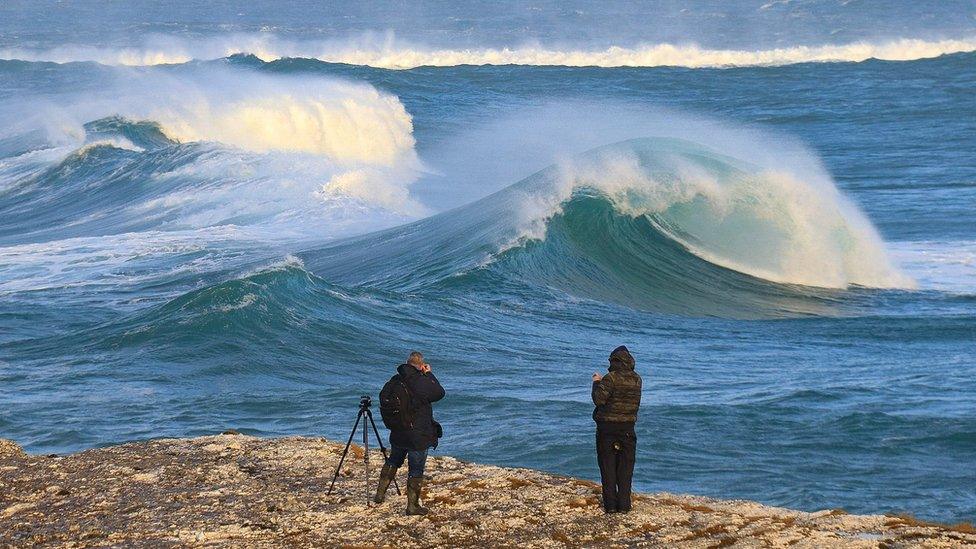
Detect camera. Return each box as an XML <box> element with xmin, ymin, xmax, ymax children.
<box><xmin>360</xmin><ymin>395</ymin><xmax>372</xmax><ymax>408</ymax></box>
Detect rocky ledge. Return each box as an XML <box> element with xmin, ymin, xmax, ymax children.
<box><xmin>0</xmin><ymin>434</ymin><xmax>973</xmax><ymax>548</ymax></box>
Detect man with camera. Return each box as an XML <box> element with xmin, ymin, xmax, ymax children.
<box><xmin>592</xmin><ymin>345</ymin><xmax>642</xmax><ymax>514</ymax></box>
<box><xmin>375</xmin><ymin>351</ymin><xmax>445</xmax><ymax>515</ymax></box>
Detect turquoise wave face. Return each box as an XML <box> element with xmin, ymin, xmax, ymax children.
<box><xmin>488</xmin><ymin>192</ymin><xmax>846</xmax><ymax>318</ymax></box>
<box><xmin>0</xmin><ymin>50</ymin><xmax>974</xmax><ymax>525</ymax></box>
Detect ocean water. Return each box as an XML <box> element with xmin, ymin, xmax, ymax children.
<box><xmin>1</xmin><ymin>1</ymin><xmax>974</xmax><ymax>523</ymax></box>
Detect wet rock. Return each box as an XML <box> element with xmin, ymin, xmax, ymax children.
<box><xmin>0</xmin><ymin>435</ymin><xmax>972</xmax><ymax>548</ymax></box>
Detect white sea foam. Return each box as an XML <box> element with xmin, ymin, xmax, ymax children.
<box><xmin>214</xmin><ymin>293</ymin><xmax>258</xmax><ymax>313</ymax></box>
<box><xmin>0</xmin><ymin>145</ymin><xmax>77</xmax><ymax>192</ymax></box>
<box><xmin>2</xmin><ymin>33</ymin><xmax>974</xmax><ymax>68</ymax></box>
<box><xmin>888</xmin><ymin>240</ymin><xmax>976</xmax><ymax>294</ymax></box>
<box><xmin>75</xmin><ymin>138</ymin><xmax>145</xmax><ymax>153</ymax></box>
<box><xmin>0</xmin><ymin>228</ymin><xmax>254</xmax><ymax>296</ymax></box>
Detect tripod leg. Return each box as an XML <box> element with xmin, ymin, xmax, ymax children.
<box><xmin>327</xmin><ymin>411</ymin><xmax>363</xmax><ymax>495</ymax></box>
<box><xmin>363</xmin><ymin>410</ymin><xmax>370</xmax><ymax>505</ymax></box>
<box><xmin>367</xmin><ymin>409</ymin><xmax>401</xmax><ymax>495</ymax></box>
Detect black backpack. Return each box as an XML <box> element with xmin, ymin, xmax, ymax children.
<box><xmin>379</xmin><ymin>374</ymin><xmax>414</xmax><ymax>431</ymax></box>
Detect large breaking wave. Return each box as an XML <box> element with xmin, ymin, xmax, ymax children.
<box><xmin>533</xmin><ymin>139</ymin><xmax>911</xmax><ymax>289</ymax></box>
<box><xmin>0</xmin><ymin>66</ymin><xmax>425</xmax><ymax>245</ymax></box>
<box><xmin>302</xmin><ymin>138</ymin><xmax>912</xmax><ymax>317</ymax></box>
<box><xmin>2</xmin><ymin>34</ymin><xmax>975</xmax><ymax>69</ymax></box>
<box><xmin>0</xmin><ymin>65</ymin><xmax>428</xmax><ymax>299</ymax></box>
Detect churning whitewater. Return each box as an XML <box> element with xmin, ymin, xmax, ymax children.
<box><xmin>1</xmin><ymin>0</ymin><xmax>974</xmax><ymax>526</ymax></box>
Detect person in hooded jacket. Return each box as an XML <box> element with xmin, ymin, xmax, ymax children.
<box><xmin>592</xmin><ymin>345</ymin><xmax>642</xmax><ymax>514</ymax></box>
<box><xmin>374</xmin><ymin>351</ymin><xmax>445</xmax><ymax>515</ymax></box>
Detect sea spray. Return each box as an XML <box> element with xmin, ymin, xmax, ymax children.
<box><xmin>3</xmin><ymin>33</ymin><xmax>975</xmax><ymax>68</ymax></box>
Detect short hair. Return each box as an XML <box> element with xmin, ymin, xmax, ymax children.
<box><xmin>407</xmin><ymin>351</ymin><xmax>424</xmax><ymax>366</ymax></box>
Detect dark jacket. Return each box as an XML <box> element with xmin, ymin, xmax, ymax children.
<box><xmin>389</xmin><ymin>363</ymin><xmax>446</xmax><ymax>451</ymax></box>
<box><xmin>592</xmin><ymin>346</ymin><xmax>642</xmax><ymax>426</ymax></box>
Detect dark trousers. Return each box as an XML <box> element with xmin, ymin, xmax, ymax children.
<box><xmin>596</xmin><ymin>425</ymin><xmax>637</xmax><ymax>511</ymax></box>
<box><xmin>386</xmin><ymin>445</ymin><xmax>428</xmax><ymax>478</ymax></box>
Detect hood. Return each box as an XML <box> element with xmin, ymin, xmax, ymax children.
<box><xmin>609</xmin><ymin>345</ymin><xmax>636</xmax><ymax>371</ymax></box>
<box><xmin>398</xmin><ymin>363</ymin><xmax>418</xmax><ymax>377</ymax></box>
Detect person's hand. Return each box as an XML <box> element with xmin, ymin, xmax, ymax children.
<box><xmin>421</xmin><ymin>363</ymin><xmax>432</xmax><ymax>374</ymax></box>
<box><xmin>592</xmin><ymin>372</ymin><xmax>602</xmax><ymax>382</ymax></box>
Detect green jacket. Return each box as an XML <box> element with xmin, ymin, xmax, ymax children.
<box><xmin>592</xmin><ymin>347</ymin><xmax>642</xmax><ymax>424</ymax></box>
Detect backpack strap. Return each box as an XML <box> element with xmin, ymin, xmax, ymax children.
<box><xmin>397</xmin><ymin>374</ymin><xmax>416</xmax><ymax>428</ymax></box>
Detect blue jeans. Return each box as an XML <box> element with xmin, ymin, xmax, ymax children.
<box><xmin>386</xmin><ymin>445</ymin><xmax>428</xmax><ymax>478</ymax></box>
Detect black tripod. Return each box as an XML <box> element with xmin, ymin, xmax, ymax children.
<box><xmin>327</xmin><ymin>395</ymin><xmax>400</xmax><ymax>504</ymax></box>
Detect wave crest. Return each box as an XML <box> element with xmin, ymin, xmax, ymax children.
<box><xmin>2</xmin><ymin>34</ymin><xmax>974</xmax><ymax>68</ymax></box>
<box><xmin>144</xmin><ymin>78</ymin><xmax>416</xmax><ymax>167</ymax></box>
<box><xmin>526</xmin><ymin>138</ymin><xmax>913</xmax><ymax>290</ymax></box>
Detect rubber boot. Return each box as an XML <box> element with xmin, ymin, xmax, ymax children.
<box><xmin>405</xmin><ymin>477</ymin><xmax>428</xmax><ymax>515</ymax></box>
<box><xmin>373</xmin><ymin>464</ymin><xmax>397</xmax><ymax>504</ymax></box>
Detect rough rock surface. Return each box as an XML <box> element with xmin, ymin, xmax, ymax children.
<box><xmin>0</xmin><ymin>435</ymin><xmax>972</xmax><ymax>548</ymax></box>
